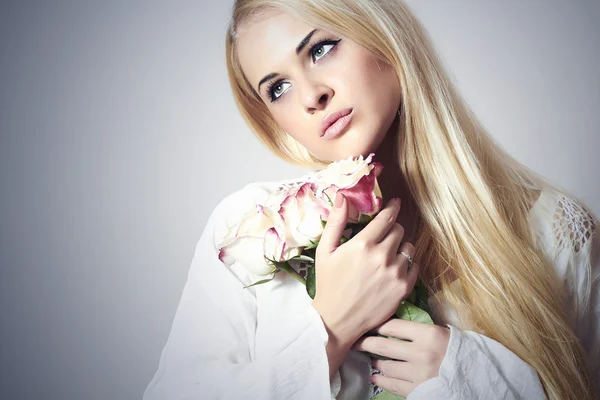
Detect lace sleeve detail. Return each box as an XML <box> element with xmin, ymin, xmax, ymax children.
<box><xmin>546</xmin><ymin>193</ymin><xmax>600</xmax><ymax>394</ymax></box>
<box><xmin>552</xmin><ymin>195</ymin><xmax>597</xmax><ymax>253</ymax></box>
<box><xmin>548</xmin><ymin>194</ymin><xmax>599</xmax><ymax>313</ymax></box>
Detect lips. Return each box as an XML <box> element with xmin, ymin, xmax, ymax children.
<box><xmin>319</xmin><ymin>108</ymin><xmax>354</xmax><ymax>138</ymax></box>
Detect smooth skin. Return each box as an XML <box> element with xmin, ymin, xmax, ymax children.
<box><xmin>353</xmin><ymin>320</ymin><xmax>450</xmax><ymax>397</ymax></box>
<box><xmin>312</xmin><ymin>193</ymin><xmax>450</xmax><ymax>397</ymax></box>
<box><xmin>236</xmin><ymin>10</ymin><xmax>451</xmax><ymax>397</ymax></box>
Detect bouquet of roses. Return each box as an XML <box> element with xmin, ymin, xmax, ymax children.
<box><xmin>217</xmin><ymin>153</ymin><xmax>433</xmax><ymax>400</ymax></box>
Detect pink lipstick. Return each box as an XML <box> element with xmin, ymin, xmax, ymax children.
<box><xmin>320</xmin><ymin>108</ymin><xmax>354</xmax><ymax>140</ymax></box>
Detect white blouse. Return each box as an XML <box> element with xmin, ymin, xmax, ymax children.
<box><xmin>143</xmin><ymin>180</ymin><xmax>600</xmax><ymax>399</ymax></box>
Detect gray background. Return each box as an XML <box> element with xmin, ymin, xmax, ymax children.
<box><xmin>1</xmin><ymin>1</ymin><xmax>598</xmax><ymax>399</ymax></box>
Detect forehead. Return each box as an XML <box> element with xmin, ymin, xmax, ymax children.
<box><xmin>236</xmin><ymin>11</ymin><xmax>315</xmax><ymax>88</ymax></box>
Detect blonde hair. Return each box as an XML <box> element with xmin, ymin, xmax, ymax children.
<box><xmin>226</xmin><ymin>1</ymin><xmax>596</xmax><ymax>398</ymax></box>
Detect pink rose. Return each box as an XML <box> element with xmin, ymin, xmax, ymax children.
<box><xmin>268</xmin><ymin>154</ymin><xmax>383</xmax><ymax>248</ymax></box>
<box><xmin>315</xmin><ymin>153</ymin><xmax>383</xmax><ymax>222</ymax></box>
<box><xmin>217</xmin><ymin>153</ymin><xmax>383</xmax><ymax>277</ymax></box>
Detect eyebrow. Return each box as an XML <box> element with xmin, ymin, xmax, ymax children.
<box><xmin>256</xmin><ymin>28</ymin><xmax>318</xmax><ymax>94</ymax></box>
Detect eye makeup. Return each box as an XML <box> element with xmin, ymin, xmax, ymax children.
<box><xmin>265</xmin><ymin>37</ymin><xmax>342</xmax><ymax>102</ymax></box>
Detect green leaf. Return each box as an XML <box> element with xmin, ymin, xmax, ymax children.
<box><xmin>242</xmin><ymin>273</ymin><xmax>277</xmax><ymax>289</ymax></box>
<box><xmin>323</xmin><ymin>192</ymin><xmax>334</xmax><ymax>206</ymax></box>
<box><xmin>304</xmin><ymin>239</ymin><xmax>318</xmax><ymax>250</ymax></box>
<box><xmin>395</xmin><ymin>301</ymin><xmax>434</xmax><ymax>325</ymax></box>
<box><xmin>320</xmin><ymin>215</ymin><xmax>327</xmax><ymax>228</ymax></box>
<box><xmin>357</xmin><ymin>213</ymin><xmax>373</xmax><ymax>225</ymax></box>
<box><xmin>263</xmin><ymin>257</ymin><xmax>286</xmax><ymax>269</ymax></box>
<box><xmin>306</xmin><ymin>265</ymin><xmax>316</xmax><ymax>299</ymax></box>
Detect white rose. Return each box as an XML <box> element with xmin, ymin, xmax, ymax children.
<box><xmin>277</xmin><ymin>182</ymin><xmax>331</xmax><ymax>248</ymax></box>
<box><xmin>217</xmin><ymin>204</ymin><xmax>301</xmax><ymax>276</ymax></box>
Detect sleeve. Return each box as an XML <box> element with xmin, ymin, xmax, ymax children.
<box><xmin>408</xmin><ymin>195</ymin><xmax>600</xmax><ymax>399</ymax></box>
<box><xmin>568</xmin><ymin>206</ymin><xmax>600</xmax><ymax>396</ymax></box>
<box><xmin>540</xmin><ymin>194</ymin><xmax>600</xmax><ymax>395</ymax></box>
<box><xmin>143</xmin><ymin>188</ymin><xmax>342</xmax><ymax>400</ymax></box>
<box><xmin>406</xmin><ymin>325</ymin><xmax>546</xmax><ymax>399</ymax></box>
<box><xmin>583</xmin><ymin>248</ymin><xmax>600</xmax><ymax>396</ymax></box>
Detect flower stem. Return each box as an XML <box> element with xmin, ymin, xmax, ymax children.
<box><xmin>278</xmin><ymin>262</ymin><xmax>307</xmax><ymax>286</ymax></box>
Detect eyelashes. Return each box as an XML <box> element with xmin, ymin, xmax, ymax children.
<box><xmin>266</xmin><ymin>37</ymin><xmax>342</xmax><ymax>103</ymax></box>
<box><xmin>309</xmin><ymin>38</ymin><xmax>341</xmax><ymax>63</ymax></box>
<box><xmin>265</xmin><ymin>80</ymin><xmax>290</xmax><ymax>103</ymax></box>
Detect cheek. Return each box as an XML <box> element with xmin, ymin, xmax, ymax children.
<box><xmin>352</xmin><ymin>55</ymin><xmax>398</xmax><ymax>100</ymax></box>
<box><xmin>270</xmin><ymin>110</ymin><xmax>316</xmax><ymax>148</ymax></box>
<box><xmin>271</xmin><ymin>109</ymin><xmax>297</xmax><ymax>136</ymax></box>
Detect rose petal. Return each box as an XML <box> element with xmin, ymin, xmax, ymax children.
<box><xmin>219</xmin><ymin>234</ymin><xmax>276</xmax><ymax>276</ymax></box>
<box><xmin>278</xmin><ymin>183</ymin><xmax>330</xmax><ymax>247</ymax></box>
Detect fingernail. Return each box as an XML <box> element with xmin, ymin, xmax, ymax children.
<box><xmin>334</xmin><ymin>193</ymin><xmax>344</xmax><ymax>208</ymax></box>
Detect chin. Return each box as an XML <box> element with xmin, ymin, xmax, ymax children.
<box><xmin>335</xmin><ymin>146</ymin><xmax>377</xmax><ymax>162</ymax></box>
<box><xmin>323</xmin><ymin>122</ymin><xmax>387</xmax><ymax>161</ymax></box>
<box><xmin>343</xmin><ymin>130</ymin><xmax>386</xmax><ymax>159</ymax></box>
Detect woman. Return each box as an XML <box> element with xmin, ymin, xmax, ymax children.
<box><xmin>144</xmin><ymin>1</ymin><xmax>599</xmax><ymax>399</ymax></box>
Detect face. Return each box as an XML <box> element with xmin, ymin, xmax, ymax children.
<box><xmin>236</xmin><ymin>11</ymin><xmax>402</xmax><ymax>162</ymax></box>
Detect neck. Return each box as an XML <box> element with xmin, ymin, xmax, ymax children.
<box><xmin>372</xmin><ymin>118</ymin><xmax>418</xmax><ymax>243</ymax></box>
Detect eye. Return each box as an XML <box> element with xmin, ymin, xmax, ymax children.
<box><xmin>264</xmin><ymin>38</ymin><xmax>341</xmax><ymax>103</ymax></box>
<box><xmin>267</xmin><ymin>81</ymin><xmax>291</xmax><ymax>101</ymax></box>
<box><xmin>310</xmin><ymin>39</ymin><xmax>341</xmax><ymax>63</ymax></box>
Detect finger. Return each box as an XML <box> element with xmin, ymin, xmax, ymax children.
<box><xmin>355</xmin><ymin>198</ymin><xmax>401</xmax><ymax>244</ymax></box>
<box><xmin>352</xmin><ymin>335</ymin><xmax>411</xmax><ymax>361</ymax></box>
<box><xmin>379</xmin><ymin>222</ymin><xmax>405</xmax><ymax>256</ymax></box>
<box><xmin>318</xmin><ymin>193</ymin><xmax>348</xmax><ymax>253</ymax></box>
<box><xmin>372</xmin><ymin>359</ymin><xmax>416</xmax><ymax>382</ymax></box>
<box><xmin>405</xmin><ymin>259</ymin><xmax>420</xmax><ymax>292</ymax></box>
<box><xmin>395</xmin><ymin>241</ymin><xmax>415</xmax><ymax>276</ymax></box>
<box><xmin>371</xmin><ymin>373</ymin><xmax>414</xmax><ymax>398</ymax></box>
<box><xmin>370</xmin><ymin>318</ymin><xmax>427</xmax><ymax>342</ymax></box>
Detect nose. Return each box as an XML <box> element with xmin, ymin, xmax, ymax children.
<box><xmin>299</xmin><ymin>80</ymin><xmax>333</xmax><ymax>114</ymax></box>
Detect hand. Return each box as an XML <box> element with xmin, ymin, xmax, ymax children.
<box><xmin>312</xmin><ymin>194</ymin><xmax>419</xmax><ymax>346</ymax></box>
<box><xmin>352</xmin><ymin>319</ymin><xmax>451</xmax><ymax>398</ymax></box>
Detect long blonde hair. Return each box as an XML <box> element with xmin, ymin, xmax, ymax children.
<box><xmin>226</xmin><ymin>0</ymin><xmax>595</xmax><ymax>398</ymax></box>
